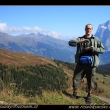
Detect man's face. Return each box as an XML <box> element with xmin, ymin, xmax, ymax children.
<box><xmin>85</xmin><ymin>25</ymin><xmax>92</xmax><ymax>35</ymax></box>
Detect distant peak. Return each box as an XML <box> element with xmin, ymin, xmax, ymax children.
<box><xmin>104</xmin><ymin>20</ymin><xmax>110</xmax><ymax>27</ymax></box>
<box><xmin>28</xmin><ymin>33</ymin><xmax>36</xmax><ymax>36</ymax></box>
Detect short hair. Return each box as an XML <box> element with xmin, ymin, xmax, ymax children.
<box><xmin>85</xmin><ymin>24</ymin><xmax>93</xmax><ymax>30</ymax></box>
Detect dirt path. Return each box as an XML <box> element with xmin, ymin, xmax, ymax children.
<box><xmin>93</xmin><ymin>95</ymin><xmax>110</xmax><ymax>104</ymax></box>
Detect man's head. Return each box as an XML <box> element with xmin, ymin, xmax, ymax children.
<box><xmin>85</xmin><ymin>24</ymin><xmax>93</xmax><ymax>37</ymax></box>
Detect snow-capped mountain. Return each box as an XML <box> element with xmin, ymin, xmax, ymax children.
<box><xmin>95</xmin><ymin>20</ymin><xmax>110</xmax><ymax>50</ymax></box>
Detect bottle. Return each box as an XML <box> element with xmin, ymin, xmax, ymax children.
<box><xmin>85</xmin><ymin>39</ymin><xmax>90</xmax><ymax>47</ymax></box>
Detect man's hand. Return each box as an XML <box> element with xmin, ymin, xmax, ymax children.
<box><xmin>84</xmin><ymin>46</ymin><xmax>94</xmax><ymax>51</ymax></box>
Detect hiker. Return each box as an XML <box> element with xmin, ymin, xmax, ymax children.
<box><xmin>68</xmin><ymin>24</ymin><xmax>105</xmax><ymax>104</ymax></box>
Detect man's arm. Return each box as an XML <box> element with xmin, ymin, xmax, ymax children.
<box><xmin>68</xmin><ymin>38</ymin><xmax>89</xmax><ymax>46</ymax></box>
<box><xmin>84</xmin><ymin>38</ymin><xmax>105</xmax><ymax>54</ymax></box>
<box><xmin>68</xmin><ymin>38</ymin><xmax>79</xmax><ymax>46</ymax></box>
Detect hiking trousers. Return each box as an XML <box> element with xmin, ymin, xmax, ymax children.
<box><xmin>73</xmin><ymin>63</ymin><xmax>96</xmax><ymax>90</ymax></box>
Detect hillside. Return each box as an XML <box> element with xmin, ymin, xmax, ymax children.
<box><xmin>0</xmin><ymin>48</ymin><xmax>57</xmax><ymax>67</ymax></box>
<box><xmin>0</xmin><ymin>48</ymin><xmax>110</xmax><ymax>106</ymax></box>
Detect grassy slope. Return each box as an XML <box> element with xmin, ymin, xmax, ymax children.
<box><xmin>0</xmin><ymin>90</ymin><xmax>108</xmax><ymax>105</ymax></box>
<box><xmin>0</xmin><ymin>48</ymin><xmax>109</xmax><ymax>105</ymax></box>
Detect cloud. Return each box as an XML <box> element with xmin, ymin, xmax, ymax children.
<box><xmin>0</xmin><ymin>22</ymin><xmax>8</xmax><ymax>31</ymax></box>
<box><xmin>0</xmin><ymin>22</ymin><xmax>62</xmax><ymax>39</ymax></box>
<box><xmin>0</xmin><ymin>22</ymin><xmax>77</xmax><ymax>40</ymax></box>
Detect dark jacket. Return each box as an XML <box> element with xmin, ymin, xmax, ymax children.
<box><xmin>68</xmin><ymin>35</ymin><xmax>105</xmax><ymax>67</ymax></box>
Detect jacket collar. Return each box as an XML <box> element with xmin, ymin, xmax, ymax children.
<box><xmin>83</xmin><ymin>34</ymin><xmax>94</xmax><ymax>39</ymax></box>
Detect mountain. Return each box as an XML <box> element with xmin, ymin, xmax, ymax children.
<box><xmin>94</xmin><ymin>20</ymin><xmax>110</xmax><ymax>64</ymax></box>
<box><xmin>95</xmin><ymin>20</ymin><xmax>110</xmax><ymax>50</ymax></box>
<box><xmin>0</xmin><ymin>32</ymin><xmax>76</xmax><ymax>63</ymax></box>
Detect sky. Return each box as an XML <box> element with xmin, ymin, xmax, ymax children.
<box><xmin>0</xmin><ymin>5</ymin><xmax>110</xmax><ymax>41</ymax></box>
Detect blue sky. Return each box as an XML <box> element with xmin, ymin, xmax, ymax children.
<box><xmin>0</xmin><ymin>5</ymin><xmax>110</xmax><ymax>40</ymax></box>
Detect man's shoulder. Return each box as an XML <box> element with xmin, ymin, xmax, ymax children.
<box><xmin>92</xmin><ymin>35</ymin><xmax>99</xmax><ymax>39</ymax></box>
<box><xmin>92</xmin><ymin>35</ymin><xmax>101</xmax><ymax>41</ymax></box>
<box><xmin>92</xmin><ymin>35</ymin><xmax>97</xmax><ymax>38</ymax></box>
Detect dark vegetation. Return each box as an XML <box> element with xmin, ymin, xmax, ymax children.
<box><xmin>0</xmin><ymin>63</ymin><xmax>69</xmax><ymax>97</ymax></box>
<box><xmin>96</xmin><ymin>64</ymin><xmax>110</xmax><ymax>75</ymax></box>
<box><xmin>0</xmin><ymin>57</ymin><xmax>110</xmax><ymax>97</ymax></box>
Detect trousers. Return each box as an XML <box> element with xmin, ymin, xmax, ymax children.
<box><xmin>73</xmin><ymin>63</ymin><xmax>96</xmax><ymax>90</ymax></box>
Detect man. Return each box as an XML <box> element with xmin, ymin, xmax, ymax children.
<box><xmin>68</xmin><ymin>24</ymin><xmax>105</xmax><ymax>104</ymax></box>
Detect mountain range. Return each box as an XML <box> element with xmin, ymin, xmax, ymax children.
<box><xmin>0</xmin><ymin>20</ymin><xmax>110</xmax><ymax>65</ymax></box>
<box><xmin>0</xmin><ymin>32</ymin><xmax>76</xmax><ymax>63</ymax></box>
